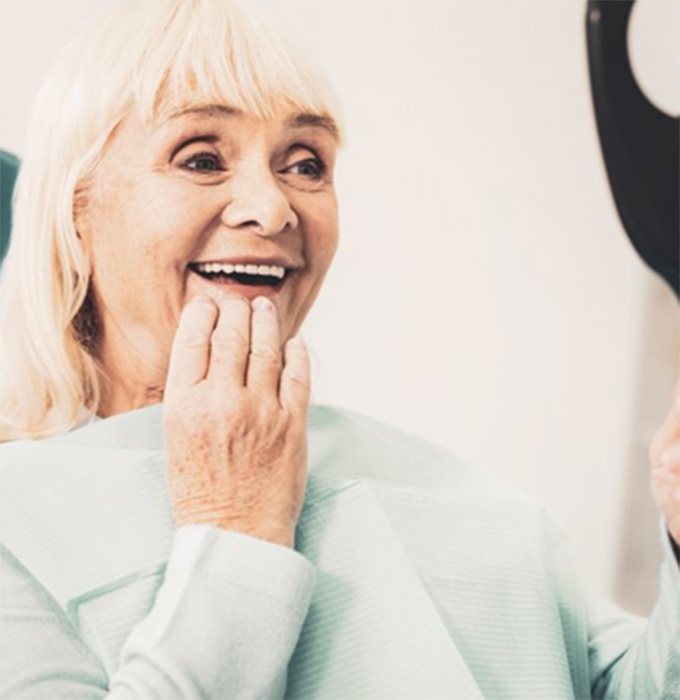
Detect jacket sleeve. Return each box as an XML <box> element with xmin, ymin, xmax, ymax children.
<box><xmin>587</xmin><ymin>525</ymin><xmax>680</xmax><ymax>699</ymax></box>
<box><xmin>0</xmin><ymin>525</ymin><xmax>316</xmax><ymax>700</ymax></box>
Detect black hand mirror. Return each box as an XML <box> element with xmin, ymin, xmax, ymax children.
<box><xmin>586</xmin><ymin>0</ymin><xmax>679</xmax><ymax>299</ymax></box>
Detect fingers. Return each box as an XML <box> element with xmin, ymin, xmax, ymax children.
<box><xmin>172</xmin><ymin>293</ymin><xmax>311</xmax><ymax>415</ymax></box>
<box><xmin>651</xmin><ymin>440</ymin><xmax>680</xmax><ymax>546</ymax></box>
<box><xmin>280</xmin><ymin>335</ymin><xmax>311</xmax><ymax>414</ymax></box>
<box><xmin>650</xmin><ymin>393</ymin><xmax>680</xmax><ymax>466</ymax></box>
<box><xmin>652</xmin><ymin>444</ymin><xmax>680</xmax><ymax>475</ymax></box>
<box><xmin>246</xmin><ymin>297</ymin><xmax>282</xmax><ymax>395</ymax></box>
<box><xmin>165</xmin><ymin>296</ymin><xmax>219</xmax><ymax>401</ymax></box>
<box><xmin>207</xmin><ymin>296</ymin><xmax>252</xmax><ymax>389</ymax></box>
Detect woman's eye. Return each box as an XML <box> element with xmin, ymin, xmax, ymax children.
<box><xmin>181</xmin><ymin>151</ymin><xmax>223</xmax><ymax>173</ymax></box>
<box><xmin>285</xmin><ymin>157</ymin><xmax>326</xmax><ymax>180</ymax></box>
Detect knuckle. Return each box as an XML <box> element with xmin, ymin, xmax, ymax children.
<box><xmin>249</xmin><ymin>344</ymin><xmax>282</xmax><ymax>365</ymax></box>
<box><xmin>287</xmin><ymin>372</ymin><xmax>311</xmax><ymax>391</ymax></box>
<box><xmin>176</xmin><ymin>329</ymin><xmax>211</xmax><ymax>350</ymax></box>
<box><xmin>212</xmin><ymin>325</ymin><xmax>248</xmax><ymax>348</ymax></box>
<box><xmin>257</xmin><ymin>399</ymin><xmax>282</xmax><ymax>422</ymax></box>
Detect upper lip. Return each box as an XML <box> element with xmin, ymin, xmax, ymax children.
<box><xmin>189</xmin><ymin>256</ymin><xmax>302</xmax><ymax>270</ymax></box>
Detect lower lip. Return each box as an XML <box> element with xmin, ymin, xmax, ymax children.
<box><xmin>186</xmin><ymin>269</ymin><xmax>288</xmax><ymax>302</ymax></box>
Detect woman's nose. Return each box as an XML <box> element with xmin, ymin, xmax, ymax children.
<box><xmin>220</xmin><ymin>168</ymin><xmax>299</xmax><ymax>236</ymax></box>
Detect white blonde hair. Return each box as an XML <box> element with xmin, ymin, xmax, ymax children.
<box><xmin>0</xmin><ymin>0</ymin><xmax>342</xmax><ymax>441</ymax></box>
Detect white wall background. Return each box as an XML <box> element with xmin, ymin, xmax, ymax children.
<box><xmin>1</xmin><ymin>0</ymin><xmax>678</xmax><ymax>613</ymax></box>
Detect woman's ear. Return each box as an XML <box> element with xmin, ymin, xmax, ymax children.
<box><xmin>75</xmin><ymin>232</ymin><xmax>93</xmax><ymax>278</ymax></box>
<box><xmin>73</xmin><ymin>224</ymin><xmax>93</xmax><ymax>279</ymax></box>
<box><xmin>73</xmin><ymin>185</ymin><xmax>94</xmax><ymax>277</ymax></box>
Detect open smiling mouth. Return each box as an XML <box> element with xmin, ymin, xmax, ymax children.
<box><xmin>188</xmin><ymin>262</ymin><xmax>289</xmax><ymax>289</ymax></box>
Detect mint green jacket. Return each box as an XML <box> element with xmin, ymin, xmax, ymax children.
<box><xmin>0</xmin><ymin>403</ymin><xmax>678</xmax><ymax>699</ymax></box>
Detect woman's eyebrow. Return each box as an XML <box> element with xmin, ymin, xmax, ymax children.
<box><xmin>287</xmin><ymin>112</ymin><xmax>339</xmax><ymax>141</ymax></box>
<box><xmin>165</xmin><ymin>104</ymin><xmax>237</xmax><ymax>122</ymax></box>
<box><xmin>163</xmin><ymin>104</ymin><xmax>339</xmax><ymax>141</ymax></box>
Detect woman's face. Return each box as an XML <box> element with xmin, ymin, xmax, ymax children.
<box><xmin>76</xmin><ymin>103</ymin><xmax>339</xmax><ymax>385</ymax></box>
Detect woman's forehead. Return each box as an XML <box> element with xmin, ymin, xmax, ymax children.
<box><xmin>160</xmin><ymin>103</ymin><xmax>340</xmax><ymax>141</ymax></box>
<box><xmin>101</xmin><ymin>101</ymin><xmax>340</xmax><ymax>163</ymax></box>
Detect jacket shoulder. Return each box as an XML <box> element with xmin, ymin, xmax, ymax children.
<box><xmin>308</xmin><ymin>404</ymin><xmax>527</xmax><ymax>501</ymax></box>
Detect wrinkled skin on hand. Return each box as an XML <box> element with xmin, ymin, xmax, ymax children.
<box><xmin>650</xmin><ymin>378</ymin><xmax>680</xmax><ymax>548</ymax></box>
<box><xmin>163</xmin><ymin>295</ymin><xmax>310</xmax><ymax>549</ymax></box>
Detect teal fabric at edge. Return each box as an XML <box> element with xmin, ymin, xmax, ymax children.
<box><xmin>0</xmin><ymin>149</ymin><xmax>19</xmax><ymax>263</ymax></box>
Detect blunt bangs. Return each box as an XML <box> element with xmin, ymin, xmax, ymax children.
<box><xmin>130</xmin><ymin>0</ymin><xmax>342</xmax><ymax>138</ymax></box>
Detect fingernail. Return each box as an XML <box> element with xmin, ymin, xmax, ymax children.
<box><xmin>252</xmin><ymin>296</ymin><xmax>273</xmax><ymax>311</ymax></box>
<box><xmin>289</xmin><ymin>335</ymin><xmax>306</xmax><ymax>348</ymax></box>
<box><xmin>189</xmin><ymin>295</ymin><xmax>214</xmax><ymax>306</ymax></box>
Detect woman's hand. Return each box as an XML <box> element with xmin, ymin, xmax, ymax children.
<box><xmin>162</xmin><ymin>295</ymin><xmax>310</xmax><ymax>549</ymax></box>
<box><xmin>650</xmin><ymin>379</ymin><xmax>680</xmax><ymax>547</ymax></box>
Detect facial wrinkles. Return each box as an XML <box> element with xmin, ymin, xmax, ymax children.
<box><xmin>169</xmin><ymin>117</ymin><xmax>332</xmax><ymax>176</ymax></box>
<box><xmin>99</xmin><ymin>107</ymin><xmax>334</xmax><ymax>334</ymax></box>
<box><xmin>175</xmin><ymin>125</ymin><xmax>299</xmax><ymax>252</ymax></box>
<box><xmin>87</xmin><ymin>109</ymin><xmax>338</xmax><ymax>386</ymax></box>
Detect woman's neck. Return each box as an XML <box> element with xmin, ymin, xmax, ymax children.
<box><xmin>96</xmin><ymin>328</ymin><xmax>168</xmax><ymax>418</ymax></box>
<box><xmin>97</xmin><ymin>384</ymin><xmax>164</xmax><ymax>418</ymax></box>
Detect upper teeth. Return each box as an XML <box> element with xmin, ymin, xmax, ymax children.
<box><xmin>194</xmin><ymin>262</ymin><xmax>286</xmax><ymax>279</ymax></box>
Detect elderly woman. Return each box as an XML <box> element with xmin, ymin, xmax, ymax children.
<box><xmin>0</xmin><ymin>1</ymin><xmax>678</xmax><ymax>698</ymax></box>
